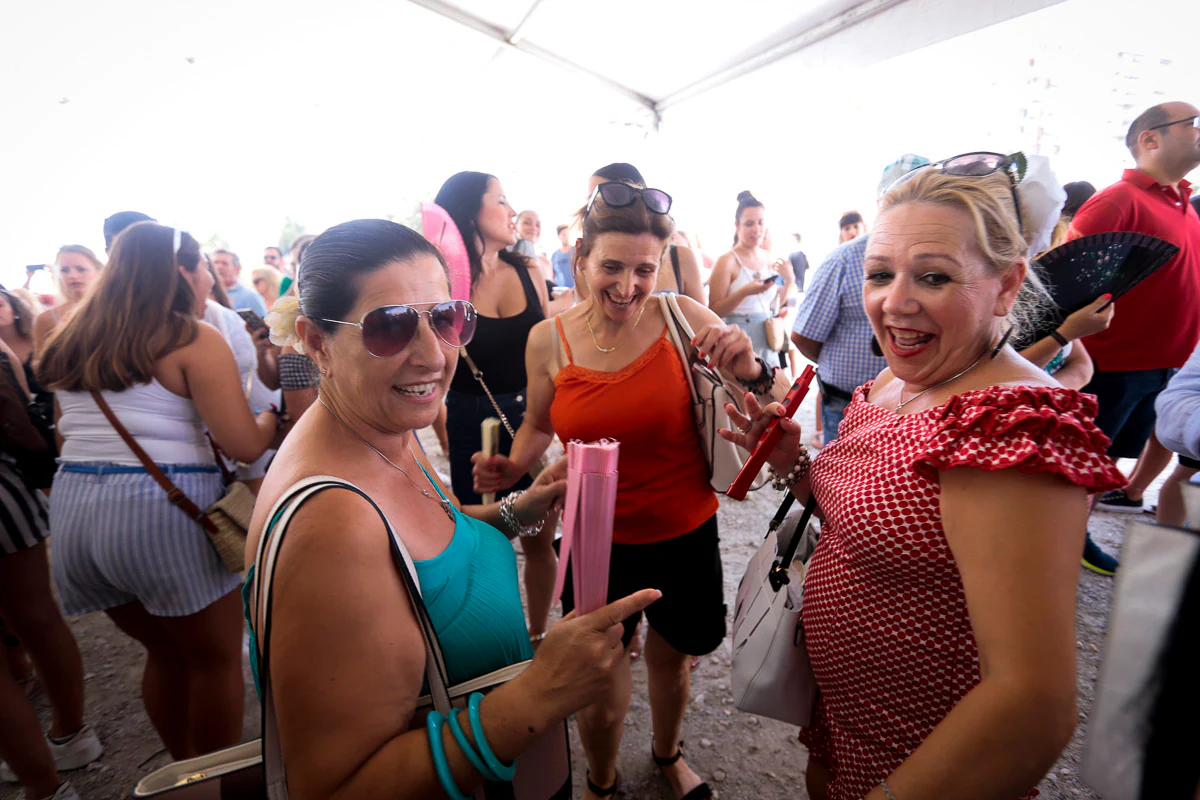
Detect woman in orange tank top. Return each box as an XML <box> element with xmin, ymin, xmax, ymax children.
<box><xmin>474</xmin><ymin>181</ymin><xmax>776</xmax><ymax>800</ymax></box>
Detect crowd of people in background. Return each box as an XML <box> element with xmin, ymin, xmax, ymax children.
<box><xmin>0</xmin><ymin>98</ymin><xmax>1198</xmax><ymax>800</ymax></box>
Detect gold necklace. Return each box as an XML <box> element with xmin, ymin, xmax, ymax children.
<box><xmin>585</xmin><ymin>300</ymin><xmax>648</xmax><ymax>353</ymax></box>
<box><xmin>318</xmin><ymin>395</ymin><xmax>455</xmax><ymax>521</ymax></box>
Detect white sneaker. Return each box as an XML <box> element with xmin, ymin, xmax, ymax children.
<box><xmin>46</xmin><ymin>725</ymin><xmax>104</xmax><ymax>771</ymax></box>
<box><xmin>0</xmin><ymin>725</ymin><xmax>103</xmax><ymax>781</ymax></box>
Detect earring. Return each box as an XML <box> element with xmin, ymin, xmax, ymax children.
<box><xmin>320</xmin><ymin>366</ymin><xmax>329</xmax><ymax>376</ymax></box>
<box><xmin>870</xmin><ymin>334</ymin><xmax>883</xmax><ymax>357</ymax></box>
<box><xmin>990</xmin><ymin>327</ymin><xmax>1014</xmax><ymax>359</ymax></box>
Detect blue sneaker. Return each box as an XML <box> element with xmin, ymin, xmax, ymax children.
<box><xmin>1082</xmin><ymin>534</ymin><xmax>1118</xmax><ymax>576</ymax></box>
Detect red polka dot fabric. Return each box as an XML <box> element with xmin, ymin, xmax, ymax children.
<box><xmin>797</xmin><ymin>383</ymin><xmax>1125</xmax><ymax>800</ymax></box>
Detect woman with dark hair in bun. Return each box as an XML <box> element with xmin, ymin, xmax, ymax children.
<box><xmin>434</xmin><ymin>171</ymin><xmax>560</xmax><ymax>643</ymax></box>
<box><xmin>707</xmin><ymin>191</ymin><xmax>793</xmax><ymax>368</ymax></box>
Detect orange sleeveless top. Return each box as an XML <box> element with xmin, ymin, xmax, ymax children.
<box><xmin>550</xmin><ymin>317</ymin><xmax>719</xmax><ymax>545</ymax></box>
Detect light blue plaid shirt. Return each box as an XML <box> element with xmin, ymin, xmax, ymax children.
<box><xmin>792</xmin><ymin>235</ymin><xmax>887</xmax><ymax>394</ymax></box>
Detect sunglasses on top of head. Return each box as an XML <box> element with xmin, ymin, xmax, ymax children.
<box><xmin>584</xmin><ymin>182</ymin><xmax>673</xmax><ymax>221</ymax></box>
<box><xmin>319</xmin><ymin>299</ymin><xmax>477</xmax><ymax>358</ymax></box>
<box><xmin>885</xmin><ymin>151</ymin><xmax>1023</xmax><ymax>230</ymax></box>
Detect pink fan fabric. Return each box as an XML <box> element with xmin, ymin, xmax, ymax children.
<box><xmin>420</xmin><ymin>202</ymin><xmax>471</xmax><ymax>301</ymax></box>
<box><xmin>553</xmin><ymin>439</ymin><xmax>620</xmax><ymax>615</ymax></box>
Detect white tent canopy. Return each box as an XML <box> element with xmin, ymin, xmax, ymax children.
<box><xmin>2</xmin><ymin>0</ymin><xmax>1195</xmax><ymax>284</ymax></box>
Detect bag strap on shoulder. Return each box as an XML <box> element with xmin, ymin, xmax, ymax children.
<box><xmin>89</xmin><ymin>391</ymin><xmax>218</xmax><ymax>536</ymax></box>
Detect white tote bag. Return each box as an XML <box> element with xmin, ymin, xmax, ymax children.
<box><xmin>730</xmin><ymin>493</ymin><xmax>820</xmax><ymax>726</ymax></box>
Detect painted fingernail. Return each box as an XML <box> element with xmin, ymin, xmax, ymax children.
<box><xmin>1101</xmin><ymin>293</ymin><xmax>1112</xmax><ymax>301</ymax></box>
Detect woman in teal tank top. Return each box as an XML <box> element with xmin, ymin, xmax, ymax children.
<box><xmin>242</xmin><ymin>219</ymin><xmax>660</xmax><ymax>799</ymax></box>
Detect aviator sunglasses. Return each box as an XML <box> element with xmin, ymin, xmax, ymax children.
<box><xmin>584</xmin><ymin>182</ymin><xmax>673</xmax><ymax>220</ymax></box>
<box><xmin>319</xmin><ymin>299</ymin><xmax>477</xmax><ymax>358</ymax></box>
<box><xmin>885</xmin><ymin>151</ymin><xmax>1024</xmax><ymax>230</ymax></box>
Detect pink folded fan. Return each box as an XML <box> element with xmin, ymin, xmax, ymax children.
<box><xmin>420</xmin><ymin>202</ymin><xmax>471</xmax><ymax>302</ymax></box>
<box><xmin>554</xmin><ymin>439</ymin><xmax>620</xmax><ymax>616</ymax></box>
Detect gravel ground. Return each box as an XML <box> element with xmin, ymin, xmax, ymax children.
<box><xmin>6</xmin><ymin>391</ymin><xmax>1154</xmax><ymax>800</ymax></box>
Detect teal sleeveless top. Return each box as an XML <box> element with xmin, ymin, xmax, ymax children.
<box><xmin>243</xmin><ymin>468</ymin><xmax>533</xmax><ymax>698</ymax></box>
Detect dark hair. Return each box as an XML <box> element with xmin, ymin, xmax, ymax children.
<box><xmin>1190</xmin><ymin>196</ymin><xmax>1200</xmax><ymax>216</ymax></box>
<box><xmin>734</xmin><ymin>191</ymin><xmax>764</xmax><ymax>245</ymax></box>
<box><xmin>1061</xmin><ymin>181</ymin><xmax>1097</xmax><ymax>218</ymax></box>
<box><xmin>265</xmin><ymin>246</ymin><xmax>283</xmax><ymax>258</ymax></box>
<box><xmin>1126</xmin><ymin>104</ymin><xmax>1173</xmax><ymax>152</ymax></box>
<box><xmin>103</xmin><ymin>210</ymin><xmax>156</xmax><ymax>249</ymax></box>
<box><xmin>839</xmin><ymin>211</ymin><xmax>865</xmax><ymax>229</ymax></box>
<box><xmin>578</xmin><ymin>182</ymin><xmax>675</xmax><ymax>261</ymax></box>
<box><xmin>205</xmin><ymin>254</ymin><xmax>231</xmax><ymax>308</ymax></box>
<box><xmin>298</xmin><ymin>219</ymin><xmax>447</xmax><ymax>335</ymax></box>
<box><xmin>39</xmin><ymin>222</ymin><xmax>201</xmax><ymax>392</ymax></box>
<box><xmin>1139</xmin><ymin>554</ymin><xmax>1200</xmax><ymax>798</ymax></box>
<box><xmin>592</xmin><ymin>163</ymin><xmax>645</xmax><ymax>187</ymax></box>
<box><xmin>434</xmin><ymin>171</ymin><xmax>531</xmax><ymax>291</ymax></box>
<box><xmin>555</xmin><ymin>224</ymin><xmax>569</xmax><ymax>235</ymax></box>
<box><xmin>0</xmin><ymin>289</ymin><xmax>33</xmax><ymax>341</ymax></box>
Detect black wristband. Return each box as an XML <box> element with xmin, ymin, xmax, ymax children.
<box><xmin>1050</xmin><ymin>330</ymin><xmax>1070</xmax><ymax>347</ymax></box>
<box><xmin>738</xmin><ymin>358</ymin><xmax>777</xmax><ymax>395</ymax></box>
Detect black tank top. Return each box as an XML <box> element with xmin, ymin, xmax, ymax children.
<box><xmin>450</xmin><ymin>264</ymin><xmax>544</xmax><ymax>396</ymax></box>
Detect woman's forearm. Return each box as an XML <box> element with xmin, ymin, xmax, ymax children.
<box><xmin>708</xmin><ymin>284</ymin><xmax>749</xmax><ymax>318</ymax></box>
<box><xmin>507</xmin><ymin>424</ymin><xmax>555</xmax><ymax>478</ymax></box>
<box><xmin>863</xmin><ymin>678</ymin><xmax>1074</xmax><ymax>800</ymax></box>
<box><xmin>1019</xmin><ymin>336</ymin><xmax>1063</xmax><ymax>369</ymax></box>
<box><xmin>321</xmin><ymin>677</ymin><xmax>555</xmax><ymax>800</ymax></box>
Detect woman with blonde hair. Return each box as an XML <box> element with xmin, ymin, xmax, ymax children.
<box><xmin>38</xmin><ymin>222</ymin><xmax>283</xmax><ymax>759</ymax></box>
<box><xmin>251</xmin><ymin>266</ymin><xmax>282</xmax><ymax>311</ymax></box>
<box><xmin>32</xmin><ymin>246</ymin><xmax>103</xmax><ymax>355</ymax></box>
<box><xmin>726</xmin><ymin>156</ymin><xmax>1126</xmax><ymax>799</ymax></box>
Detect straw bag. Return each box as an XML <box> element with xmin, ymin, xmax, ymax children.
<box><xmin>90</xmin><ymin>392</ymin><xmax>252</xmax><ymax>574</ymax></box>
<box><xmin>764</xmin><ymin>316</ymin><xmax>788</xmax><ymax>352</ymax></box>
<box><xmin>659</xmin><ymin>293</ymin><xmax>783</xmax><ymax>494</ymax></box>
<box><xmin>730</xmin><ymin>492</ymin><xmax>820</xmax><ymax>726</ymax></box>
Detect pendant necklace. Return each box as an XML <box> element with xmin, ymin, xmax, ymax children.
<box><xmin>895</xmin><ymin>351</ymin><xmax>987</xmax><ymax>413</ymax></box>
<box><xmin>586</xmin><ymin>300</ymin><xmax>648</xmax><ymax>353</ymax></box>
<box><xmin>318</xmin><ymin>395</ymin><xmax>455</xmax><ymax>521</ymax></box>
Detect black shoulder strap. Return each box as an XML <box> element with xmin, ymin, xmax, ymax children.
<box><xmin>670</xmin><ymin>244</ymin><xmax>683</xmax><ymax>293</ymax></box>
<box><xmin>512</xmin><ymin>258</ymin><xmax>543</xmax><ymax>315</ymax></box>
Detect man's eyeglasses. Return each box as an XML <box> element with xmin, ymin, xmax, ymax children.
<box><xmin>1149</xmin><ymin>115</ymin><xmax>1200</xmax><ymax>132</ymax></box>
<box><xmin>884</xmin><ymin>151</ymin><xmax>1023</xmax><ymax>230</ymax></box>
<box><xmin>584</xmin><ymin>182</ymin><xmax>673</xmax><ymax>221</ymax></box>
<box><xmin>319</xmin><ymin>300</ymin><xmax>476</xmax><ymax>358</ymax></box>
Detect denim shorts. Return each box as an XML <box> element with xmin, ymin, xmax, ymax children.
<box><xmin>444</xmin><ymin>389</ymin><xmax>534</xmax><ymax>506</ymax></box>
<box><xmin>1082</xmin><ymin>368</ymin><xmax>1178</xmax><ymax>460</ymax></box>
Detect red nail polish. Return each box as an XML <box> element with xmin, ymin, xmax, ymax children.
<box><xmin>1101</xmin><ymin>293</ymin><xmax>1112</xmax><ymax>301</ymax></box>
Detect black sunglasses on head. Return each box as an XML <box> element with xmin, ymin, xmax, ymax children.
<box><xmin>584</xmin><ymin>182</ymin><xmax>673</xmax><ymax>220</ymax></box>
<box><xmin>885</xmin><ymin>151</ymin><xmax>1024</xmax><ymax>231</ymax></box>
<box><xmin>319</xmin><ymin>300</ymin><xmax>476</xmax><ymax>358</ymax></box>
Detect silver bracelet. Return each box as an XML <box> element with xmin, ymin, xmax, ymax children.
<box><xmin>880</xmin><ymin>779</ymin><xmax>899</xmax><ymax>800</ymax></box>
<box><xmin>498</xmin><ymin>491</ymin><xmax>540</xmax><ymax>538</ymax></box>
<box><xmin>767</xmin><ymin>445</ymin><xmax>811</xmax><ymax>490</ymax></box>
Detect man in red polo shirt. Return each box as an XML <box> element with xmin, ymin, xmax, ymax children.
<box><xmin>1068</xmin><ymin>100</ymin><xmax>1200</xmax><ymax>575</ymax></box>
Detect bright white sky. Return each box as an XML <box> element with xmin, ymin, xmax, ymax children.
<box><xmin>2</xmin><ymin>0</ymin><xmax>1198</xmax><ymax>294</ymax></box>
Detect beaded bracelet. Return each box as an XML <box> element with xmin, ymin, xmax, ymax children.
<box><xmin>448</xmin><ymin>708</ymin><xmax>500</xmax><ymax>782</ymax></box>
<box><xmin>499</xmin><ymin>491</ymin><xmax>540</xmax><ymax>538</ymax></box>
<box><xmin>468</xmin><ymin>692</ymin><xmax>516</xmax><ymax>781</ymax></box>
<box><xmin>881</xmin><ymin>779</ymin><xmax>900</xmax><ymax>800</ymax></box>
<box><xmin>426</xmin><ymin>711</ymin><xmax>472</xmax><ymax>800</ymax></box>
<box><xmin>767</xmin><ymin>445</ymin><xmax>811</xmax><ymax>490</ymax></box>
<box><xmin>737</xmin><ymin>358</ymin><xmax>777</xmax><ymax>395</ymax></box>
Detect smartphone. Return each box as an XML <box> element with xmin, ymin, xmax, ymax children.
<box><xmin>725</xmin><ymin>365</ymin><xmax>817</xmax><ymax>500</ymax></box>
<box><xmin>26</xmin><ymin>264</ymin><xmax>45</xmax><ymax>272</ymax></box>
<box><xmin>760</xmin><ymin>275</ymin><xmax>777</xmax><ymax>285</ymax></box>
<box><xmin>236</xmin><ymin>308</ymin><xmax>268</xmax><ymax>332</ymax></box>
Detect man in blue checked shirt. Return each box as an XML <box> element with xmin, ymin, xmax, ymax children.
<box><xmin>792</xmin><ymin>155</ymin><xmax>929</xmax><ymax>444</ymax></box>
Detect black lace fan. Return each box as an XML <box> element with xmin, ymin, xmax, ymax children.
<box><xmin>1028</xmin><ymin>231</ymin><xmax>1179</xmax><ymax>344</ymax></box>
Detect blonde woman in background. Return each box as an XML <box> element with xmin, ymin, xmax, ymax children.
<box><xmin>251</xmin><ymin>267</ymin><xmax>282</xmax><ymax>312</ymax></box>
<box><xmin>33</xmin><ymin>246</ymin><xmax>103</xmax><ymax>356</ymax></box>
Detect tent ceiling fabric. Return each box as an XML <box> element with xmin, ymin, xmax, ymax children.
<box><xmin>406</xmin><ymin>0</ymin><xmax>1064</xmax><ymax>119</ymax></box>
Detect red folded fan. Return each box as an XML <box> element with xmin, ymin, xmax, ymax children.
<box><xmin>553</xmin><ymin>439</ymin><xmax>620</xmax><ymax>615</ymax></box>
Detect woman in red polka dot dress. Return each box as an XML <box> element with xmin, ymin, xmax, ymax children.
<box><xmin>724</xmin><ymin>164</ymin><xmax>1126</xmax><ymax>800</ymax></box>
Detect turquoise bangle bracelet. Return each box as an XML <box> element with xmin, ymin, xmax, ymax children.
<box><xmin>426</xmin><ymin>711</ymin><xmax>472</xmax><ymax>800</ymax></box>
<box><xmin>467</xmin><ymin>692</ymin><xmax>516</xmax><ymax>781</ymax></box>
<box><xmin>449</xmin><ymin>708</ymin><xmax>499</xmax><ymax>782</ymax></box>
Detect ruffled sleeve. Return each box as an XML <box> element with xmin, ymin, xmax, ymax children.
<box><xmin>911</xmin><ymin>385</ymin><xmax>1126</xmax><ymax>493</ymax></box>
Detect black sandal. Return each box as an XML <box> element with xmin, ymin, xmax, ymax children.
<box><xmin>652</xmin><ymin>742</ymin><xmax>713</xmax><ymax>800</ymax></box>
<box><xmin>586</xmin><ymin>770</ymin><xmax>619</xmax><ymax>797</ymax></box>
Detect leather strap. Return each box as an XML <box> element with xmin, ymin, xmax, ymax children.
<box><xmin>208</xmin><ymin>434</ymin><xmax>238</xmax><ymax>487</ymax></box>
<box><xmin>89</xmin><ymin>391</ymin><xmax>219</xmax><ymax>535</ymax></box>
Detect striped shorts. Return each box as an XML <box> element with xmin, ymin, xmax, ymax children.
<box><xmin>50</xmin><ymin>465</ymin><xmax>242</xmax><ymax>617</ymax></box>
<box><xmin>0</xmin><ymin>457</ymin><xmax>49</xmax><ymax>557</ymax></box>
